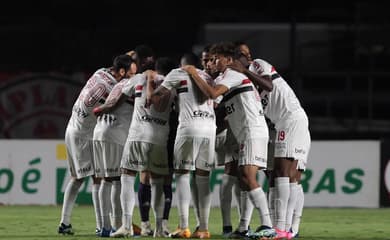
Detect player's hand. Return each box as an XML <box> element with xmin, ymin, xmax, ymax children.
<box><xmin>182</xmin><ymin>65</ymin><xmax>198</xmax><ymax>77</ymax></box>
<box><xmin>93</xmin><ymin>106</ymin><xmax>103</xmax><ymax>116</ymax></box>
<box><xmin>228</xmin><ymin>60</ymin><xmax>246</xmax><ymax>73</ymax></box>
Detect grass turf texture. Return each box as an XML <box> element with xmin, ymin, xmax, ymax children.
<box><xmin>1</xmin><ymin>205</ymin><xmax>390</xmax><ymax>239</ymax></box>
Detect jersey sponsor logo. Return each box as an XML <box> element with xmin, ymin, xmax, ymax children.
<box><xmin>193</xmin><ymin>110</ymin><xmax>215</xmax><ymax>119</ymax></box>
<box><xmin>255</xmin><ymin>156</ymin><xmax>266</xmax><ymax>162</ymax></box>
<box><xmin>295</xmin><ymin>148</ymin><xmax>306</xmax><ymax>154</ymax></box>
<box><xmin>179</xmin><ymin>80</ymin><xmax>187</xmax><ymax>86</ymax></box>
<box><xmin>141</xmin><ymin>114</ymin><xmax>167</xmax><ymax>125</ymax></box>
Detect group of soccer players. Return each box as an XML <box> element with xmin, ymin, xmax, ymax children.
<box><xmin>57</xmin><ymin>41</ymin><xmax>311</xmax><ymax>240</ymax></box>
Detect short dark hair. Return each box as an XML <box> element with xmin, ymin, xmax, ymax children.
<box><xmin>156</xmin><ymin>57</ymin><xmax>177</xmax><ymax>76</ymax></box>
<box><xmin>112</xmin><ymin>54</ymin><xmax>134</xmax><ymax>72</ymax></box>
<box><xmin>210</xmin><ymin>42</ymin><xmax>236</xmax><ymax>57</ymax></box>
<box><xmin>134</xmin><ymin>44</ymin><xmax>155</xmax><ymax>60</ymax></box>
<box><xmin>181</xmin><ymin>52</ymin><xmax>201</xmax><ymax>68</ymax></box>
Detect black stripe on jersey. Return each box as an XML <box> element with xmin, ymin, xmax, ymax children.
<box><xmin>135</xmin><ymin>92</ymin><xmax>142</xmax><ymax>98</ymax></box>
<box><xmin>272</xmin><ymin>73</ymin><xmax>280</xmax><ymax>80</ymax></box>
<box><xmin>222</xmin><ymin>86</ymin><xmax>253</xmax><ymax>102</ymax></box>
<box><xmin>177</xmin><ymin>88</ymin><xmax>188</xmax><ymax>94</ymax></box>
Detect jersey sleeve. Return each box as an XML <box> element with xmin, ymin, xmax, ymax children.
<box><xmin>122</xmin><ymin>75</ymin><xmax>139</xmax><ymax>96</ymax></box>
<box><xmin>216</xmin><ymin>68</ymin><xmax>242</xmax><ymax>89</ymax></box>
<box><xmin>161</xmin><ymin>69</ymin><xmax>182</xmax><ymax>90</ymax></box>
<box><xmin>249</xmin><ymin>59</ymin><xmax>274</xmax><ymax>77</ymax></box>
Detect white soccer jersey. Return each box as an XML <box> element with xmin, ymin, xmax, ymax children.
<box><xmin>161</xmin><ymin>68</ymin><xmax>216</xmax><ymax>135</ymax></box>
<box><xmin>93</xmin><ymin>78</ymin><xmax>135</xmax><ymax>145</ymax></box>
<box><xmin>123</xmin><ymin>73</ymin><xmax>173</xmax><ymax>145</ymax></box>
<box><xmin>66</xmin><ymin>68</ymin><xmax>118</xmax><ymax>139</ymax></box>
<box><xmin>249</xmin><ymin>59</ymin><xmax>307</xmax><ymax>128</ymax></box>
<box><xmin>216</xmin><ymin>68</ymin><xmax>268</xmax><ymax>141</ymax></box>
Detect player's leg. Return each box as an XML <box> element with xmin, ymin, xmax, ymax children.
<box><xmin>138</xmin><ymin>171</ymin><xmax>153</xmax><ymax>236</ymax></box>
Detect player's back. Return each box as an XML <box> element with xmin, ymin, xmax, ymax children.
<box><xmin>162</xmin><ymin>68</ymin><xmax>215</xmax><ymax>133</ymax></box>
<box><xmin>249</xmin><ymin>59</ymin><xmax>307</xmax><ymax>127</ymax></box>
<box><xmin>128</xmin><ymin>73</ymin><xmax>174</xmax><ymax>145</ymax></box>
<box><xmin>67</xmin><ymin>68</ymin><xmax>118</xmax><ymax>138</ymax></box>
<box><xmin>93</xmin><ymin>78</ymin><xmax>134</xmax><ymax>145</ymax></box>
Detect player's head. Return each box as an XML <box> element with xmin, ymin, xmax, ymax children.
<box><xmin>180</xmin><ymin>52</ymin><xmax>202</xmax><ymax>69</ymax></box>
<box><xmin>201</xmin><ymin>44</ymin><xmax>219</xmax><ymax>78</ymax></box>
<box><xmin>234</xmin><ymin>41</ymin><xmax>252</xmax><ymax>63</ymax></box>
<box><xmin>155</xmin><ymin>57</ymin><xmax>177</xmax><ymax>76</ymax></box>
<box><xmin>112</xmin><ymin>54</ymin><xmax>137</xmax><ymax>79</ymax></box>
<box><xmin>133</xmin><ymin>44</ymin><xmax>155</xmax><ymax>72</ymax></box>
<box><xmin>210</xmin><ymin>41</ymin><xmax>236</xmax><ymax>72</ymax></box>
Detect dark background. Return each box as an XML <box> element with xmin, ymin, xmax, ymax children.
<box><xmin>1</xmin><ymin>0</ymin><xmax>389</xmax><ymax>139</ymax></box>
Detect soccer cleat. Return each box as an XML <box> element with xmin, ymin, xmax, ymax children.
<box><xmin>95</xmin><ymin>228</ymin><xmax>101</xmax><ymax>236</ymax></box>
<box><xmin>222</xmin><ymin>226</ymin><xmax>233</xmax><ymax>238</ymax></box>
<box><xmin>245</xmin><ymin>226</ymin><xmax>277</xmax><ymax>239</ymax></box>
<box><xmin>58</xmin><ymin>223</ymin><xmax>74</xmax><ymax>235</ymax></box>
<box><xmin>228</xmin><ymin>229</ymin><xmax>248</xmax><ymax>239</ymax></box>
<box><xmin>132</xmin><ymin>223</ymin><xmax>141</xmax><ymax>236</ymax></box>
<box><xmin>191</xmin><ymin>229</ymin><xmax>211</xmax><ymax>239</ymax></box>
<box><xmin>154</xmin><ymin>229</ymin><xmax>170</xmax><ymax>238</ymax></box>
<box><xmin>169</xmin><ymin>227</ymin><xmax>191</xmax><ymax>238</ymax></box>
<box><xmin>141</xmin><ymin>221</ymin><xmax>154</xmax><ymax>236</ymax></box>
<box><xmin>162</xmin><ymin>219</ymin><xmax>170</xmax><ymax>236</ymax></box>
<box><xmin>288</xmin><ymin>228</ymin><xmax>299</xmax><ymax>239</ymax></box>
<box><xmin>274</xmin><ymin>228</ymin><xmax>293</xmax><ymax>240</ymax></box>
<box><xmin>110</xmin><ymin>225</ymin><xmax>133</xmax><ymax>238</ymax></box>
<box><xmin>99</xmin><ymin>227</ymin><xmax>112</xmax><ymax>237</ymax></box>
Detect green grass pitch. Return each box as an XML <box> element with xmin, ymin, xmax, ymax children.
<box><xmin>1</xmin><ymin>205</ymin><xmax>390</xmax><ymax>239</ymax></box>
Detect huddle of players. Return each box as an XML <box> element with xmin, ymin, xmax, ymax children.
<box><xmin>58</xmin><ymin>41</ymin><xmax>310</xmax><ymax>240</ymax></box>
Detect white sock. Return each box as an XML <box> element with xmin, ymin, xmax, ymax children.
<box><xmin>176</xmin><ymin>173</ymin><xmax>191</xmax><ymax>229</ymax></box>
<box><xmin>275</xmin><ymin>177</ymin><xmax>290</xmax><ymax>230</ymax></box>
<box><xmin>285</xmin><ymin>182</ymin><xmax>298</xmax><ymax>231</ymax></box>
<box><xmin>190</xmin><ymin>174</ymin><xmax>200</xmax><ymax>227</ymax></box>
<box><xmin>111</xmin><ymin>180</ymin><xmax>122</xmax><ymax>229</ymax></box>
<box><xmin>233</xmin><ymin>178</ymin><xmax>242</xmax><ymax>220</ymax></box>
<box><xmin>92</xmin><ymin>183</ymin><xmax>102</xmax><ymax>230</ymax></box>
<box><xmin>60</xmin><ymin>178</ymin><xmax>82</xmax><ymax>225</ymax></box>
<box><xmin>99</xmin><ymin>180</ymin><xmax>112</xmax><ymax>229</ymax></box>
<box><xmin>248</xmin><ymin>187</ymin><xmax>272</xmax><ymax>228</ymax></box>
<box><xmin>220</xmin><ymin>174</ymin><xmax>235</xmax><ymax>227</ymax></box>
<box><xmin>291</xmin><ymin>184</ymin><xmax>304</xmax><ymax>234</ymax></box>
<box><xmin>121</xmin><ymin>175</ymin><xmax>135</xmax><ymax>229</ymax></box>
<box><xmin>238</xmin><ymin>191</ymin><xmax>252</xmax><ymax>232</ymax></box>
<box><xmin>151</xmin><ymin>177</ymin><xmax>165</xmax><ymax>232</ymax></box>
<box><xmin>268</xmin><ymin>187</ymin><xmax>276</xmax><ymax>226</ymax></box>
<box><xmin>196</xmin><ymin>175</ymin><xmax>211</xmax><ymax>230</ymax></box>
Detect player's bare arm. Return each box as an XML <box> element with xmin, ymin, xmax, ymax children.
<box><xmin>93</xmin><ymin>93</ymin><xmax>127</xmax><ymax>116</ymax></box>
<box><xmin>182</xmin><ymin>65</ymin><xmax>228</xmax><ymax>99</ymax></box>
<box><xmin>228</xmin><ymin>59</ymin><xmax>273</xmax><ymax>92</ymax></box>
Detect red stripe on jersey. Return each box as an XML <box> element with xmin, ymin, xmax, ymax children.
<box><xmin>180</xmin><ymin>80</ymin><xmax>187</xmax><ymax>86</ymax></box>
<box><xmin>135</xmin><ymin>85</ymin><xmax>143</xmax><ymax>91</ymax></box>
<box><xmin>271</xmin><ymin>66</ymin><xmax>276</xmax><ymax>72</ymax></box>
<box><xmin>242</xmin><ymin>79</ymin><xmax>251</xmax><ymax>84</ymax></box>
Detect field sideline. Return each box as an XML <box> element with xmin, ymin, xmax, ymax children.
<box><xmin>1</xmin><ymin>205</ymin><xmax>390</xmax><ymax>239</ymax></box>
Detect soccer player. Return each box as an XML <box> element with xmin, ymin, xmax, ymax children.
<box><xmin>230</xmin><ymin>42</ymin><xmax>311</xmax><ymax>239</ymax></box>
<box><xmin>92</xmin><ymin>57</ymin><xmax>137</xmax><ymax>236</ymax></box>
<box><xmin>98</xmin><ymin>57</ymin><xmax>176</xmax><ymax>238</ymax></box>
<box><xmin>149</xmin><ymin>53</ymin><xmax>216</xmax><ymax>239</ymax></box>
<box><xmin>58</xmin><ymin>54</ymin><xmax>134</xmax><ymax>235</ymax></box>
<box><xmin>182</xmin><ymin>42</ymin><xmax>276</xmax><ymax>239</ymax></box>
